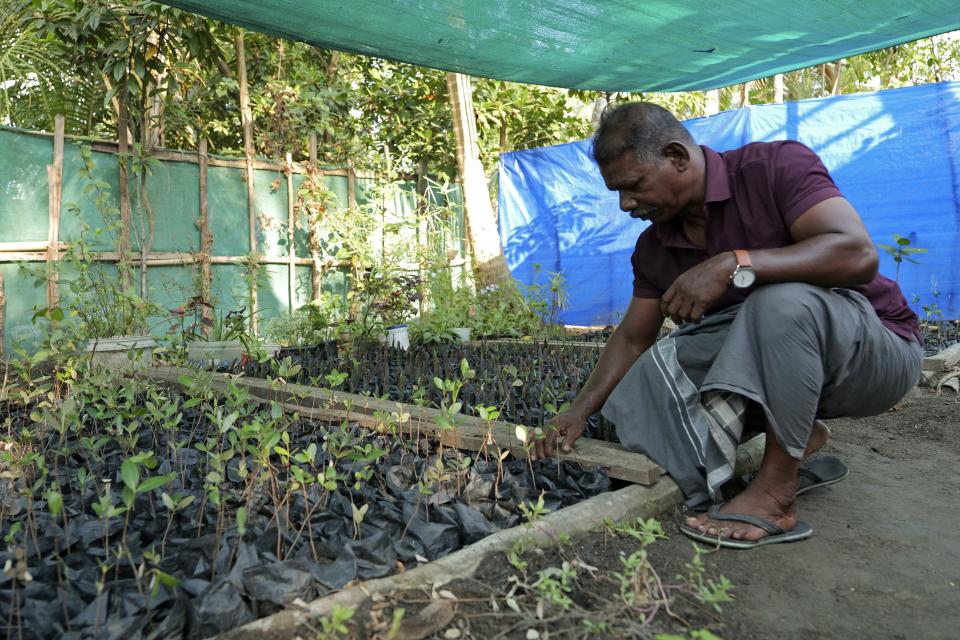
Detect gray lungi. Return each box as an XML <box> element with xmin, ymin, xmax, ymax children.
<box><xmin>602</xmin><ymin>283</ymin><xmax>923</xmax><ymax>507</ymax></box>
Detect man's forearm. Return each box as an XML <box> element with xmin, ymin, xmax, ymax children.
<box><xmin>568</xmin><ymin>327</ymin><xmax>653</xmax><ymax>420</ymax></box>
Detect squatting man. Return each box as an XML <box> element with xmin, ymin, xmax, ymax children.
<box><xmin>532</xmin><ymin>102</ymin><xmax>922</xmax><ymax>549</ymax></box>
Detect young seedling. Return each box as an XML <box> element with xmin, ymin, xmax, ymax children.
<box><xmin>878</xmin><ymin>233</ymin><xmax>927</xmax><ymax>283</ymax></box>
<box><xmin>159</xmin><ymin>491</ymin><xmax>196</xmax><ymax>556</ymax></box>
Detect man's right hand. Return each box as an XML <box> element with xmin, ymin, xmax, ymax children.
<box><xmin>533</xmin><ymin>409</ymin><xmax>587</xmax><ymax>460</ymax></box>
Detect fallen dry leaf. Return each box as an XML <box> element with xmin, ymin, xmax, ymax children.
<box><xmin>391</xmin><ymin>599</ymin><xmax>456</xmax><ymax>640</ymax></box>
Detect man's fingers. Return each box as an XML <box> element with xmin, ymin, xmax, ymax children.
<box><xmin>561</xmin><ymin>427</ymin><xmax>581</xmax><ymax>452</ymax></box>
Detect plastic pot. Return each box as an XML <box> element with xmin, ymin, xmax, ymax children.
<box><xmin>85</xmin><ymin>335</ymin><xmax>157</xmax><ymax>371</ymax></box>
<box><xmin>187</xmin><ymin>339</ymin><xmax>243</xmax><ymax>368</ymax></box>
<box><xmin>386</xmin><ymin>324</ymin><xmax>410</xmax><ymax>350</ymax></box>
<box><xmin>450</xmin><ymin>327</ymin><xmax>471</xmax><ymax>342</ymax></box>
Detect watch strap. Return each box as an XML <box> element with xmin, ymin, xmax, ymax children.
<box><xmin>733</xmin><ymin>249</ymin><xmax>752</xmax><ymax>268</ymax></box>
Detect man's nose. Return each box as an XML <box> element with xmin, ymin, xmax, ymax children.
<box><xmin>619</xmin><ymin>192</ymin><xmax>636</xmax><ymax>212</ymax></box>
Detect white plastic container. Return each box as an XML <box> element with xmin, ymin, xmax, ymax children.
<box><xmin>386</xmin><ymin>324</ymin><xmax>410</xmax><ymax>350</ymax></box>
<box><xmin>451</xmin><ymin>327</ymin><xmax>471</xmax><ymax>342</ymax></box>
<box><xmin>85</xmin><ymin>335</ymin><xmax>157</xmax><ymax>371</ymax></box>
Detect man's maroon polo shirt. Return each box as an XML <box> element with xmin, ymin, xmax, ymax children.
<box><xmin>630</xmin><ymin>141</ymin><xmax>921</xmax><ymax>343</ymax></box>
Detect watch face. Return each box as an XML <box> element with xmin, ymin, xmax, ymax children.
<box><xmin>732</xmin><ymin>268</ymin><xmax>756</xmax><ymax>288</ymax></box>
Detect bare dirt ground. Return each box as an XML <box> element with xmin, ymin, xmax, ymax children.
<box><xmin>374</xmin><ymin>386</ymin><xmax>960</xmax><ymax>639</ymax></box>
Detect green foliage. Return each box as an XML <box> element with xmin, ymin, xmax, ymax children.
<box><xmin>264</xmin><ymin>297</ymin><xmax>344</xmax><ymax>346</ymax></box>
<box><xmin>316</xmin><ymin>604</ymin><xmax>355</xmax><ymax>640</ymax></box>
<box><xmin>46</xmin><ymin>144</ymin><xmax>158</xmax><ymax>339</ymax></box>
<box><xmin>878</xmin><ymin>233</ymin><xmax>927</xmax><ymax>283</ymax></box>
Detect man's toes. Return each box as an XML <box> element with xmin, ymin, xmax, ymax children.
<box><xmin>685</xmin><ymin>514</ymin><xmax>707</xmax><ymax>528</ymax></box>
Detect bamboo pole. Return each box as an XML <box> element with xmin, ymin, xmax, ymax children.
<box><xmin>286</xmin><ymin>151</ymin><xmax>296</xmax><ymax>314</ymax></box>
<box><xmin>0</xmin><ymin>241</ymin><xmax>65</xmax><ymax>252</ymax></box>
<box><xmin>117</xmin><ymin>94</ymin><xmax>134</xmax><ymax>293</ymax></box>
<box><xmin>0</xmin><ymin>251</ymin><xmax>326</xmax><ymax>267</ymax></box>
<box><xmin>46</xmin><ymin>115</ymin><xmax>64</xmax><ymax>307</ymax></box>
<box><xmin>346</xmin><ymin>158</ymin><xmax>357</xmax><ymax>209</ymax></box>
<box><xmin>308</xmin><ymin>132</ymin><xmax>322</xmax><ymax>302</ymax></box>
<box><xmin>15</xmin><ymin>129</ymin><xmax>375</xmax><ymax>178</ymax></box>
<box><xmin>236</xmin><ymin>33</ymin><xmax>259</xmax><ymax>333</ymax></box>
<box><xmin>198</xmin><ymin>139</ymin><xmax>213</xmax><ymax>335</ymax></box>
<box><xmin>0</xmin><ymin>273</ymin><xmax>4</xmax><ymax>356</ymax></box>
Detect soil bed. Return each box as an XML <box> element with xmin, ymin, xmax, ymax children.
<box><xmin>0</xmin><ymin>373</ymin><xmax>610</xmax><ymax>639</ymax></box>
<box><xmin>245</xmin><ymin>341</ymin><xmax>620</xmax><ymax>441</ymax></box>
<box><xmin>349</xmin><ymin>386</ymin><xmax>959</xmax><ymax>640</ymax></box>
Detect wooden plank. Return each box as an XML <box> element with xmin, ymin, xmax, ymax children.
<box><xmin>237</xmin><ymin>33</ymin><xmax>259</xmax><ymax>333</ymax></box>
<box><xmin>287</xmin><ymin>152</ymin><xmax>296</xmax><ymax>313</ymax></box>
<box><xmin>923</xmin><ymin>343</ymin><xmax>960</xmax><ymax>372</ymax></box>
<box><xmin>198</xmin><ymin>139</ymin><xmax>213</xmax><ymax>335</ymax></box>
<box><xmin>46</xmin><ymin>115</ymin><xmax>65</xmax><ymax>307</ymax></box>
<box><xmin>148</xmin><ymin>367</ymin><xmax>664</xmax><ymax>485</ymax></box>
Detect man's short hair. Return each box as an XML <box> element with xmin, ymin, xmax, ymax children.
<box><xmin>592</xmin><ymin>102</ymin><xmax>694</xmax><ymax>165</ymax></box>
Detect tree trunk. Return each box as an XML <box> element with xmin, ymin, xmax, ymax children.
<box><xmin>445</xmin><ymin>72</ymin><xmax>510</xmax><ymax>288</ymax></box>
<box><xmin>773</xmin><ymin>74</ymin><xmax>785</xmax><ymax>103</ymax></box>
<box><xmin>704</xmin><ymin>89</ymin><xmax>720</xmax><ymax>116</ymax></box>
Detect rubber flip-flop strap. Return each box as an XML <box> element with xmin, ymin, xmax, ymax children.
<box><xmin>707</xmin><ymin>503</ymin><xmax>785</xmax><ymax>535</ymax></box>
<box><xmin>798</xmin><ymin>466</ymin><xmax>824</xmax><ymax>483</ymax></box>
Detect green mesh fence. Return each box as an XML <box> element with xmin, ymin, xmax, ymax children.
<box><xmin>0</xmin><ymin>127</ymin><xmax>465</xmax><ymax>353</ymax></box>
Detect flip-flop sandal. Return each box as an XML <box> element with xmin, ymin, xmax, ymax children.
<box><xmin>679</xmin><ymin>503</ymin><xmax>813</xmax><ymax>549</ymax></box>
<box><xmin>796</xmin><ymin>455</ymin><xmax>849</xmax><ymax>496</ymax></box>
<box><xmin>741</xmin><ymin>455</ymin><xmax>849</xmax><ymax>496</ymax></box>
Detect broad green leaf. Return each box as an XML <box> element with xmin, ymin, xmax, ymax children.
<box><xmin>138</xmin><ymin>473</ymin><xmax>175</xmax><ymax>494</ymax></box>
<box><xmin>120</xmin><ymin>459</ymin><xmax>139</xmax><ymax>490</ymax></box>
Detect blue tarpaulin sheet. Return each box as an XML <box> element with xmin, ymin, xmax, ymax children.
<box><xmin>498</xmin><ymin>81</ymin><xmax>960</xmax><ymax>326</ymax></box>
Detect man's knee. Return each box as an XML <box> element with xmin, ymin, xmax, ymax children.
<box><xmin>742</xmin><ymin>283</ymin><xmax>826</xmax><ymax>324</ymax></box>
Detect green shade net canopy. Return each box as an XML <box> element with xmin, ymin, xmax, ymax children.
<box><xmin>161</xmin><ymin>1</ymin><xmax>960</xmax><ymax>91</ymax></box>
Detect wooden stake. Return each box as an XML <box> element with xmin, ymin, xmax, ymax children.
<box><xmin>236</xmin><ymin>33</ymin><xmax>259</xmax><ymax>333</ymax></box>
<box><xmin>286</xmin><ymin>151</ymin><xmax>296</xmax><ymax>314</ymax></box>
<box><xmin>45</xmin><ymin>115</ymin><xmax>64</xmax><ymax>307</ymax></box>
<box><xmin>198</xmin><ymin>139</ymin><xmax>213</xmax><ymax>335</ymax></box>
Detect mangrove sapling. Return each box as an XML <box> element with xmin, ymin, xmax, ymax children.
<box><xmin>475</xmin><ymin>404</ymin><xmax>501</xmax><ymax>462</ymax></box>
<box><xmin>514</xmin><ymin>425</ymin><xmax>543</xmax><ymax>492</ymax></box>
<box><xmin>159</xmin><ymin>491</ymin><xmax>196</xmax><ymax>556</ymax></box>
<box><xmin>90</xmin><ymin>490</ymin><xmax>123</xmax><ymax>562</ymax></box>
<box><xmin>351</xmin><ymin>501</ymin><xmax>369</xmax><ymax>541</ymax></box>
<box><xmin>119</xmin><ymin>451</ymin><xmax>174</xmax><ymax>554</ymax></box>
<box><xmin>3</xmin><ymin>546</ymin><xmax>31</xmax><ymax>640</ymax></box>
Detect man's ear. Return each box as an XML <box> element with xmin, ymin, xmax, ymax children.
<box><xmin>662</xmin><ymin>141</ymin><xmax>691</xmax><ymax>172</ymax></box>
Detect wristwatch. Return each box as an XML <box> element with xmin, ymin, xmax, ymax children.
<box><xmin>730</xmin><ymin>249</ymin><xmax>757</xmax><ymax>289</ymax></box>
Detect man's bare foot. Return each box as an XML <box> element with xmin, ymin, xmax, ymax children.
<box><xmin>803</xmin><ymin>420</ymin><xmax>829</xmax><ymax>460</ymax></box>
<box><xmin>686</xmin><ymin>473</ymin><xmax>799</xmax><ymax>541</ymax></box>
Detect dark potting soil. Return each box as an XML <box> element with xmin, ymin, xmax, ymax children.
<box><xmin>0</xmin><ymin>385</ymin><xmax>609</xmax><ymax>640</ymax></box>
<box><xmin>244</xmin><ymin>341</ymin><xmax>620</xmax><ymax>442</ymax></box>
